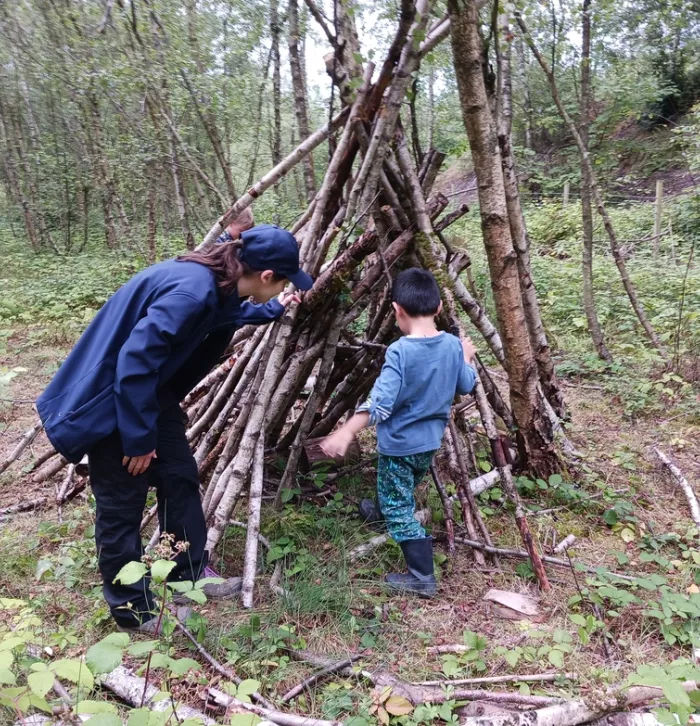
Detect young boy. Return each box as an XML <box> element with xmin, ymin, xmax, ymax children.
<box><xmin>321</xmin><ymin>268</ymin><xmax>477</xmax><ymax>598</ymax></box>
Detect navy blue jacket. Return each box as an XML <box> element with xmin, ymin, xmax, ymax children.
<box><xmin>36</xmin><ymin>259</ymin><xmax>283</xmax><ymax>463</ymax></box>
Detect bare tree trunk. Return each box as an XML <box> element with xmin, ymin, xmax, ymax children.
<box><xmin>270</xmin><ymin>0</ymin><xmax>283</xmax><ymax>211</ymax></box>
<box><xmin>247</xmin><ymin>48</ymin><xmax>273</xmax><ymax>189</ymax></box>
<box><xmin>427</xmin><ymin>64</ymin><xmax>435</xmax><ymax>150</ymax></box>
<box><xmin>580</xmin><ymin>0</ymin><xmax>612</xmax><ymax>363</ymax></box>
<box><xmin>515</xmin><ymin>36</ymin><xmax>533</xmax><ymax>150</ymax></box>
<box><xmin>495</xmin><ymin>15</ymin><xmax>565</xmax><ymax>419</ymax></box>
<box><xmin>166</xmin><ymin>122</ymin><xmax>195</xmax><ymax>250</ymax></box>
<box><xmin>85</xmin><ymin>93</ymin><xmax>118</xmax><ymax>248</ymax></box>
<box><xmin>147</xmin><ymin>169</ymin><xmax>157</xmax><ymax>264</ymax></box>
<box><xmin>449</xmin><ymin>0</ymin><xmax>560</xmax><ymax>477</ymax></box>
<box><xmin>516</xmin><ymin>11</ymin><xmax>670</xmax><ymax>364</ymax></box>
<box><xmin>409</xmin><ymin>77</ymin><xmax>424</xmax><ymax>166</ymax></box>
<box><xmin>288</xmin><ymin>0</ymin><xmax>316</xmax><ymax>201</ymax></box>
<box><xmin>0</xmin><ymin>96</ymin><xmax>40</xmax><ymax>250</ymax></box>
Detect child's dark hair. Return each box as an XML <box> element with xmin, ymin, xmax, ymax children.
<box><xmin>391</xmin><ymin>268</ymin><xmax>442</xmax><ymax>317</ymax></box>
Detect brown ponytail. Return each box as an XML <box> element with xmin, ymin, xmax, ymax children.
<box><xmin>177</xmin><ymin>240</ymin><xmax>248</xmax><ymax>296</ymax></box>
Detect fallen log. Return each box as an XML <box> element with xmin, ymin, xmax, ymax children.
<box><xmin>554</xmin><ymin>535</ymin><xmax>577</xmax><ymax>554</ymax></box>
<box><xmin>281</xmin><ymin>654</ymin><xmax>363</xmax><ymax>703</ymax></box>
<box><xmin>242</xmin><ymin>431</ymin><xmax>265</xmax><ymax>608</ymax></box>
<box><xmin>208</xmin><ymin>687</ymin><xmax>343</xmax><ymax>726</ymax></box>
<box><xmin>0</xmin><ymin>497</ymin><xmax>47</xmax><ymax>518</ymax></box>
<box><xmin>455</xmin><ymin>537</ymin><xmax>636</xmax><ymax>582</ymax></box>
<box><xmin>415</xmin><ymin>672</ymin><xmax>575</xmax><ymax>687</ymax></box>
<box><xmin>347</xmin><ymin>509</ymin><xmax>430</xmax><ymax>562</ymax></box>
<box><xmin>367</xmin><ymin>670</ymin><xmax>563</xmax><ymax>707</ymax></box>
<box><xmin>33</xmin><ymin>455</ymin><xmax>69</xmax><ymax>483</ymax></box>
<box><xmin>0</xmin><ymin>420</ymin><xmax>43</xmax><ymax>474</ymax></box>
<box><xmin>101</xmin><ymin>665</ymin><xmax>219</xmax><ymax>725</ymax></box>
<box><xmin>654</xmin><ymin>447</ymin><xmax>700</xmax><ymax>527</ymax></box>
<box><xmin>460</xmin><ymin>681</ymin><xmax>700</xmax><ymax>726</ymax></box>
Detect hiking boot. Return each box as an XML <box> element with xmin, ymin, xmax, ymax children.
<box><xmin>358</xmin><ymin>498</ymin><xmax>385</xmax><ymax>530</ymax></box>
<box><xmin>172</xmin><ymin>565</ymin><xmax>242</xmax><ymax>605</ymax></box>
<box><xmin>386</xmin><ymin>537</ymin><xmax>437</xmax><ymax>599</ymax></box>
<box><xmin>117</xmin><ymin>606</ymin><xmax>192</xmax><ymax>635</ymax></box>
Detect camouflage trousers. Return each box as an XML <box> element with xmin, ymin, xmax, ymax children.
<box><xmin>377</xmin><ymin>451</ymin><xmax>436</xmax><ymax>542</ymax></box>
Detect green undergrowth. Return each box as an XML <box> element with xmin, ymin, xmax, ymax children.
<box><xmin>451</xmin><ymin>193</ymin><xmax>700</xmax><ymax>421</ymax></box>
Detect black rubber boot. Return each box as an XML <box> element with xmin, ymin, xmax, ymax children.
<box><xmin>358</xmin><ymin>498</ymin><xmax>385</xmax><ymax>530</ymax></box>
<box><xmin>386</xmin><ymin>537</ymin><xmax>437</xmax><ymax>598</ymax></box>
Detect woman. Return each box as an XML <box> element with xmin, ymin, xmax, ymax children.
<box><xmin>36</xmin><ymin>224</ymin><xmax>313</xmax><ymax>631</ymax></box>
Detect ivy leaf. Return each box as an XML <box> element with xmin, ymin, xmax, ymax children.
<box><xmin>547</xmin><ymin>649</ymin><xmax>565</xmax><ymax>668</ymax></box>
<box><xmin>0</xmin><ymin>669</ymin><xmax>16</xmax><ymax>685</ymax></box>
<box><xmin>84</xmin><ymin>714</ymin><xmax>123</xmax><ymax>726</ymax></box>
<box><xmin>151</xmin><ymin>560</ymin><xmax>177</xmax><ymax>582</ymax></box>
<box><xmin>603</xmin><ymin>509</ymin><xmax>619</xmax><ymax>526</ymax></box>
<box><xmin>127</xmin><ymin>708</ymin><xmax>152</xmax><ymax>726</ymax></box>
<box><xmin>28</xmin><ymin>670</ymin><xmax>55</xmax><ymax>698</ymax></box>
<box><xmin>148</xmin><ymin>654</ymin><xmax>174</xmax><ymax>670</ymax></box>
<box><xmin>74</xmin><ymin>701</ymin><xmax>119</xmax><ymax>714</ymax></box>
<box><xmin>180</xmin><ymin>588</ymin><xmax>207</xmax><ymax>604</ymax></box>
<box><xmin>504</xmin><ymin>650</ymin><xmax>520</xmax><ymax>668</ymax></box>
<box><xmin>168</xmin><ymin>658</ymin><xmax>201</xmax><ymax>676</ymax></box>
<box><xmin>0</xmin><ymin>652</ymin><xmax>13</xmax><ymax>669</ymax></box>
<box><xmin>662</xmin><ymin>680</ymin><xmax>691</xmax><ymax>708</ymax></box>
<box><xmin>194</xmin><ymin>577</ymin><xmax>224</xmax><ymax>589</ymax></box>
<box><xmin>51</xmin><ymin>658</ymin><xmax>94</xmax><ymax>689</ymax></box>
<box><xmin>127</xmin><ymin>640</ymin><xmax>159</xmax><ymax>657</ymax></box>
<box><xmin>114</xmin><ymin>562</ymin><xmax>148</xmax><ymax>585</ymax></box>
<box><xmin>384</xmin><ymin>695</ymin><xmax>413</xmax><ymax>716</ymax></box>
<box><xmin>36</xmin><ymin>559</ymin><xmax>53</xmax><ymax>581</ymax></box>
<box><xmin>87</xmin><ymin>635</ymin><xmax>127</xmax><ymax>674</ymax></box>
<box><xmin>237</xmin><ymin>679</ymin><xmax>261</xmax><ymax>697</ymax></box>
<box><xmin>230</xmin><ymin>715</ymin><xmax>261</xmax><ymax>726</ymax></box>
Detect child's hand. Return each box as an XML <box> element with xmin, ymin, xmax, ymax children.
<box><xmin>320</xmin><ymin>430</ymin><xmax>354</xmax><ymax>459</ymax></box>
<box><xmin>279</xmin><ymin>291</ymin><xmax>302</xmax><ymax>307</ymax></box>
<box><xmin>462</xmin><ymin>336</ymin><xmax>477</xmax><ymax>364</ymax></box>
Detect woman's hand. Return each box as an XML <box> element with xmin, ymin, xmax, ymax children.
<box><xmin>123</xmin><ymin>450</ymin><xmax>157</xmax><ymax>476</ymax></box>
<box><xmin>279</xmin><ymin>291</ymin><xmax>302</xmax><ymax>307</ymax></box>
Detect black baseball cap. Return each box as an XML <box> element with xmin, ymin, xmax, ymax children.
<box><xmin>240</xmin><ymin>224</ymin><xmax>314</xmax><ymax>291</ymax></box>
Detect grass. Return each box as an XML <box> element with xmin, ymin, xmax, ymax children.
<box><xmin>1</xmin><ymin>195</ymin><xmax>700</xmax><ymax>724</ymax></box>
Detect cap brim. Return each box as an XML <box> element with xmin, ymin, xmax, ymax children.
<box><xmin>288</xmin><ymin>269</ymin><xmax>314</xmax><ymax>291</ymax></box>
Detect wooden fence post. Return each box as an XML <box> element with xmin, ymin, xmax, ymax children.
<box><xmin>562</xmin><ymin>181</ymin><xmax>570</xmax><ymax>207</ymax></box>
<box><xmin>653</xmin><ymin>179</ymin><xmax>663</xmax><ymax>256</ymax></box>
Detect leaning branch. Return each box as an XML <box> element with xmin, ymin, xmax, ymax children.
<box><xmin>199</xmin><ymin>107</ymin><xmax>350</xmax><ymax>247</ymax></box>
<box><xmin>0</xmin><ymin>420</ymin><xmax>43</xmax><ymax>474</ymax></box>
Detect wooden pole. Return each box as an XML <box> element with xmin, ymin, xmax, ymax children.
<box><xmin>653</xmin><ymin>179</ymin><xmax>663</xmax><ymax>256</ymax></box>
<box><xmin>562</xmin><ymin>181</ymin><xmax>570</xmax><ymax>207</ymax></box>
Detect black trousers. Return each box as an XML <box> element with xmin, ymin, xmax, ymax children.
<box><xmin>88</xmin><ymin>391</ymin><xmax>207</xmax><ymax>626</ymax></box>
